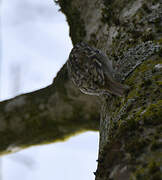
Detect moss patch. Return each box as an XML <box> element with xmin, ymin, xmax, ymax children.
<box><xmin>131</xmin><ymin>157</ymin><xmax>162</xmax><ymax>180</ymax></box>
<box><xmin>97</xmin><ymin>55</ymin><xmax>162</xmax><ymax>179</ymax></box>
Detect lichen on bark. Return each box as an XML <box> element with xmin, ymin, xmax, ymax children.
<box><xmin>0</xmin><ymin>0</ymin><xmax>162</xmax><ymax>179</ymax></box>
<box><xmin>54</xmin><ymin>0</ymin><xmax>162</xmax><ymax>179</ymax></box>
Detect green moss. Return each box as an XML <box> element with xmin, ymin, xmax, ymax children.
<box><xmin>131</xmin><ymin>160</ymin><xmax>162</xmax><ymax>180</ymax></box>
<box><xmin>118</xmin><ymin>100</ymin><xmax>162</xmax><ymax>127</ymax></box>
<box><xmin>156</xmin><ymin>81</ymin><xmax>162</xmax><ymax>86</ymax></box>
<box><xmin>157</xmin><ymin>38</ymin><xmax>162</xmax><ymax>45</ymax></box>
<box><xmin>118</xmin><ymin>118</ymin><xmax>139</xmax><ymax>134</ymax></box>
<box><xmin>126</xmin><ymin>57</ymin><xmax>162</xmax><ymax>98</ymax></box>
<box><xmin>141</xmin><ymin>100</ymin><xmax>162</xmax><ymax>125</ymax></box>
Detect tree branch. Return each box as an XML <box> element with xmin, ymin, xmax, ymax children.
<box><xmin>0</xmin><ymin>64</ymin><xmax>100</xmax><ymax>155</ymax></box>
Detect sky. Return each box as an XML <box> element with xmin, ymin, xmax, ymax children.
<box><xmin>0</xmin><ymin>0</ymin><xmax>99</xmax><ymax>180</ymax></box>
<box><xmin>1</xmin><ymin>0</ymin><xmax>72</xmax><ymax>98</ymax></box>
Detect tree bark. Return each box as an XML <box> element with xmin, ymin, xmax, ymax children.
<box><xmin>0</xmin><ymin>0</ymin><xmax>162</xmax><ymax>179</ymax></box>
<box><xmin>55</xmin><ymin>0</ymin><xmax>162</xmax><ymax>179</ymax></box>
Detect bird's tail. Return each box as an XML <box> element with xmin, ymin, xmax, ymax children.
<box><xmin>104</xmin><ymin>78</ymin><xmax>129</xmax><ymax>97</ymax></box>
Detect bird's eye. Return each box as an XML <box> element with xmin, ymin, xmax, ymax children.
<box><xmin>95</xmin><ymin>50</ymin><xmax>100</xmax><ymax>53</ymax></box>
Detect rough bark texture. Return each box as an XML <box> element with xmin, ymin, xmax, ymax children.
<box><xmin>0</xmin><ymin>64</ymin><xmax>100</xmax><ymax>155</ymax></box>
<box><xmin>0</xmin><ymin>0</ymin><xmax>162</xmax><ymax>179</ymax></box>
<box><xmin>55</xmin><ymin>0</ymin><xmax>162</xmax><ymax>179</ymax></box>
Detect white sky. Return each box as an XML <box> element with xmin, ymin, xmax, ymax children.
<box><xmin>1</xmin><ymin>0</ymin><xmax>73</xmax><ymax>98</ymax></box>
<box><xmin>0</xmin><ymin>0</ymin><xmax>99</xmax><ymax>180</ymax></box>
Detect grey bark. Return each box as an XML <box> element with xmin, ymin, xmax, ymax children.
<box><xmin>0</xmin><ymin>0</ymin><xmax>162</xmax><ymax>179</ymax></box>
<box><xmin>55</xmin><ymin>0</ymin><xmax>162</xmax><ymax>179</ymax></box>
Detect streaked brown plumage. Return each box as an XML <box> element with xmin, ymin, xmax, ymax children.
<box><xmin>67</xmin><ymin>42</ymin><xmax>127</xmax><ymax>97</ymax></box>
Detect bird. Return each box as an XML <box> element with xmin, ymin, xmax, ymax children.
<box><xmin>67</xmin><ymin>42</ymin><xmax>128</xmax><ymax>97</ymax></box>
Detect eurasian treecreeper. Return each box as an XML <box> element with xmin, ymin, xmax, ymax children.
<box><xmin>67</xmin><ymin>42</ymin><xmax>128</xmax><ymax>97</ymax></box>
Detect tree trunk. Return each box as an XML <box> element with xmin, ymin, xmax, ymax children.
<box><xmin>55</xmin><ymin>0</ymin><xmax>162</xmax><ymax>179</ymax></box>
<box><xmin>0</xmin><ymin>0</ymin><xmax>161</xmax><ymax>178</ymax></box>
